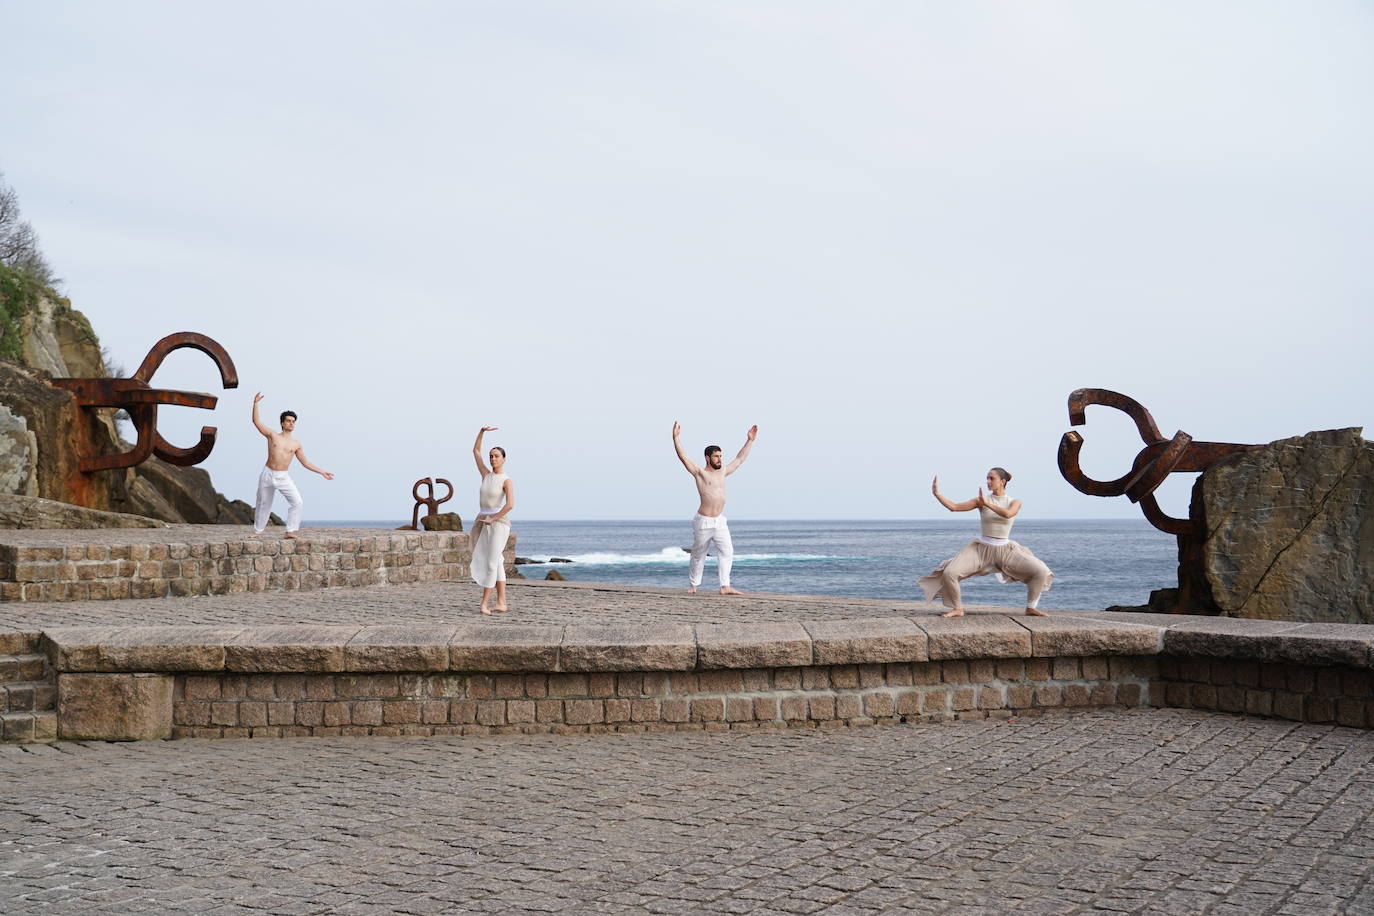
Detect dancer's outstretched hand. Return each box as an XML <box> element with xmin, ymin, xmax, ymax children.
<box><xmin>480</xmin><ymin>426</ymin><xmax>498</xmax><ymax>433</ymax></box>
<box><xmin>672</xmin><ymin>421</ymin><xmax>681</xmax><ymax>438</ymax></box>
<box><xmin>746</xmin><ymin>424</ymin><xmax>758</xmax><ymax>441</ymax></box>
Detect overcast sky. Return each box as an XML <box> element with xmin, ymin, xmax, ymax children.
<box><xmin>4</xmin><ymin>1</ymin><xmax>1371</xmax><ymax>523</ymax></box>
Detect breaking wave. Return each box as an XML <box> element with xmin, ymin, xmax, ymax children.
<box><xmin>520</xmin><ymin>547</ymin><xmax>848</xmax><ymax>566</ymax></box>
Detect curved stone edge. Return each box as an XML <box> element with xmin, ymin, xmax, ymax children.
<box><xmin>36</xmin><ymin>615</ymin><xmax>1374</xmax><ymax>675</ymax></box>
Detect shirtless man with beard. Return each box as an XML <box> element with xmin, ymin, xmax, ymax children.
<box><xmin>672</xmin><ymin>421</ymin><xmax>758</xmax><ymax>595</ymax></box>
<box><xmin>249</xmin><ymin>393</ymin><xmax>334</xmax><ymax>539</ymax></box>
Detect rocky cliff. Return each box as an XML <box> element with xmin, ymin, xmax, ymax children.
<box><xmin>0</xmin><ymin>266</ymin><xmax>261</xmax><ymax>526</ymax></box>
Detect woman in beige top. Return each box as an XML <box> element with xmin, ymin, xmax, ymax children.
<box><xmin>918</xmin><ymin>467</ymin><xmax>1053</xmax><ymax>618</ymax></box>
<box><xmin>470</xmin><ymin>426</ymin><xmax>515</xmax><ymax>615</ymax></box>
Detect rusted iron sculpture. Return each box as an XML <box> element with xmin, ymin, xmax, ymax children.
<box><xmin>51</xmin><ymin>332</ymin><xmax>238</xmax><ymax>473</ymax></box>
<box><xmin>411</xmin><ymin>477</ymin><xmax>454</xmax><ymax>530</ymax></box>
<box><xmin>1058</xmin><ymin>388</ymin><xmax>1260</xmax><ymax>612</ymax></box>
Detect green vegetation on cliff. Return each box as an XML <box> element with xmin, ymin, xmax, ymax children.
<box><xmin>0</xmin><ymin>264</ymin><xmax>95</xmax><ymax>363</ymax></box>
<box><xmin>0</xmin><ymin>264</ymin><xmax>43</xmax><ymax>360</ymax></box>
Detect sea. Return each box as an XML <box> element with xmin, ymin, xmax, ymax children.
<box><xmin>306</xmin><ymin>519</ymin><xmax>1175</xmax><ymax>611</ymax></box>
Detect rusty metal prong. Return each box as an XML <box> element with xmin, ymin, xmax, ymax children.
<box><xmin>152</xmin><ymin>428</ymin><xmax>218</xmax><ymax>467</ymax></box>
<box><xmin>1066</xmin><ymin>388</ymin><xmax>1165</xmax><ymax>444</ymax></box>
<box><xmin>433</xmin><ymin>478</ymin><xmax>454</xmax><ymax>504</ymax></box>
<box><xmin>412</xmin><ymin>477</ymin><xmax>436</xmax><ymax>503</ymax></box>
<box><xmin>80</xmin><ymin>409</ymin><xmax>156</xmax><ymax>473</ymax></box>
<box><xmin>1165</xmin><ymin>441</ymin><xmax>1264</xmax><ymax>473</ymax></box>
<box><xmin>121</xmin><ymin>389</ymin><xmax>219</xmax><ymax>410</ymax></box>
<box><xmin>1137</xmin><ymin>493</ymin><xmax>1195</xmax><ymax>537</ymax></box>
<box><xmin>132</xmin><ymin>332</ymin><xmax>239</xmax><ymax>389</ymax></box>
<box><xmin>1058</xmin><ymin>430</ymin><xmax>1141</xmax><ymax>497</ymax></box>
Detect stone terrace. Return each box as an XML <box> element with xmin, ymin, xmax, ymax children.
<box><xmin>4</xmin><ymin>526</ymin><xmax>1374</xmax><ymax>745</ymax></box>
<box><xmin>2</xmin><ymin>577</ymin><xmax>1372</xmax><ymax>743</ymax></box>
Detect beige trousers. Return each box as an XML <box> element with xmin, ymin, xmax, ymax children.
<box><xmin>918</xmin><ymin>540</ymin><xmax>1054</xmax><ymax>609</ymax></box>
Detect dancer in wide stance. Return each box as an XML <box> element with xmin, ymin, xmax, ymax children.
<box><xmin>672</xmin><ymin>421</ymin><xmax>757</xmax><ymax>595</ymax></box>
<box><xmin>249</xmin><ymin>393</ymin><xmax>333</xmax><ymax>539</ymax></box>
<box><xmin>470</xmin><ymin>426</ymin><xmax>514</xmax><ymax>615</ymax></box>
<box><xmin>919</xmin><ymin>468</ymin><xmax>1052</xmax><ymax>617</ymax></box>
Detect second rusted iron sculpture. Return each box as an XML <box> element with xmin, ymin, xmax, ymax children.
<box><xmin>411</xmin><ymin>477</ymin><xmax>454</xmax><ymax>531</ymax></box>
<box><xmin>1058</xmin><ymin>388</ymin><xmax>1260</xmax><ymax>612</ymax></box>
<box><xmin>51</xmin><ymin>332</ymin><xmax>238</xmax><ymax>473</ymax></box>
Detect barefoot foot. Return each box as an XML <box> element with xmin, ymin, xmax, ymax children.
<box><xmin>687</xmin><ymin>586</ymin><xmax>697</xmax><ymax>594</ymax></box>
<box><xmin>284</xmin><ymin>532</ymin><xmax>299</xmax><ymax>540</ymax></box>
<box><xmin>492</xmin><ymin>605</ymin><xmax>509</xmax><ymax>613</ymax></box>
<box><xmin>248</xmin><ymin>532</ymin><xmax>263</xmax><ymax>539</ymax></box>
<box><xmin>1025</xmin><ymin>607</ymin><xmax>1049</xmax><ymax>617</ymax></box>
<box><xmin>719</xmin><ymin>586</ymin><xmax>742</xmax><ymax>596</ymax></box>
<box><xmin>939</xmin><ymin>608</ymin><xmax>965</xmax><ymax>618</ymax></box>
<box><xmin>480</xmin><ymin>607</ymin><xmax>492</xmax><ymax>616</ymax></box>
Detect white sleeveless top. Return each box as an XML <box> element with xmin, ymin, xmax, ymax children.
<box><xmin>979</xmin><ymin>494</ymin><xmax>1014</xmax><ymax>539</ymax></box>
<box><xmin>478</xmin><ymin>474</ymin><xmax>508</xmax><ymax>514</ymax></box>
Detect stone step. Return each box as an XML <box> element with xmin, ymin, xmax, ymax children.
<box><xmin>0</xmin><ymin>631</ymin><xmax>42</xmax><ymax>654</ymax></box>
<box><xmin>2</xmin><ymin>679</ymin><xmax>56</xmax><ymax>713</ymax></box>
<box><xmin>0</xmin><ymin>710</ymin><xmax>57</xmax><ymax>744</ymax></box>
<box><xmin>0</xmin><ymin>653</ymin><xmax>48</xmax><ymax>682</ymax></box>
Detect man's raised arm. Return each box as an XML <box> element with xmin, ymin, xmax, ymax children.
<box><xmin>672</xmin><ymin>421</ymin><xmax>699</xmax><ymax>474</ymax></box>
<box><xmin>725</xmin><ymin>425</ymin><xmax>758</xmax><ymax>475</ymax></box>
<box><xmin>251</xmin><ymin>393</ymin><xmax>273</xmax><ymax>438</ymax></box>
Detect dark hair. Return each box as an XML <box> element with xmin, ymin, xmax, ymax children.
<box><xmin>990</xmin><ymin>467</ymin><xmax>1012</xmax><ymax>483</ymax></box>
<box><xmin>280</xmin><ymin>410</ymin><xmax>297</xmax><ymax>425</ymax></box>
<box><xmin>704</xmin><ymin>445</ymin><xmax>722</xmax><ymax>459</ymax></box>
<box><xmin>490</xmin><ymin>446</ymin><xmax>506</xmax><ymax>458</ymax></box>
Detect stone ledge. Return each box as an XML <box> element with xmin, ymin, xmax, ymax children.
<box><xmin>37</xmin><ymin>615</ymin><xmax>1374</xmax><ymax>675</ymax></box>
<box><xmin>1162</xmin><ymin>619</ymin><xmax>1374</xmax><ymax>668</ymax></box>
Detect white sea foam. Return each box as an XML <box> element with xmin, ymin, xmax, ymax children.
<box><xmin>521</xmin><ymin>547</ymin><xmax>846</xmax><ymax>566</ymax></box>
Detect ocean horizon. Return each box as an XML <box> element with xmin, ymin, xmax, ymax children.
<box><xmin>306</xmin><ymin>518</ymin><xmax>1176</xmax><ymax>611</ymax></box>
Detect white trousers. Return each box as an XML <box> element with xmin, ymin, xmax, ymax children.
<box><xmin>470</xmin><ymin>513</ymin><xmax>510</xmax><ymax>589</ymax></box>
<box><xmin>254</xmin><ymin>467</ymin><xmax>302</xmax><ymax>533</ymax></box>
<box><xmin>689</xmin><ymin>514</ymin><xmax>733</xmax><ymax>588</ymax></box>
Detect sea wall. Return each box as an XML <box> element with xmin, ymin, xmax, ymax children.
<box><xmin>25</xmin><ymin>614</ymin><xmax>1374</xmax><ymax>742</ymax></box>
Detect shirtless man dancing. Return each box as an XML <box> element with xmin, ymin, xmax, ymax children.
<box><xmin>672</xmin><ymin>421</ymin><xmax>758</xmax><ymax>595</ymax></box>
<box><xmin>250</xmin><ymin>393</ymin><xmax>334</xmax><ymax>539</ymax></box>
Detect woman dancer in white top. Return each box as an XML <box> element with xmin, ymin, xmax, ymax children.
<box><xmin>919</xmin><ymin>468</ymin><xmax>1052</xmax><ymax>618</ymax></box>
<box><xmin>470</xmin><ymin>426</ymin><xmax>514</xmax><ymax>615</ymax></box>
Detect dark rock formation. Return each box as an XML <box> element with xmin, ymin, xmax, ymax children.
<box><xmin>1203</xmin><ymin>428</ymin><xmax>1372</xmax><ymax>623</ymax></box>
<box><xmin>420</xmin><ymin>512</ymin><xmax>463</xmax><ymax>532</ymax></box>
<box><xmin>545</xmin><ymin>569</ymin><xmax>566</xmax><ymax>581</ymax></box>
<box><xmin>549</xmin><ymin>557</ymin><xmax>572</xmax><ymax>563</ymax></box>
<box><xmin>0</xmin><ymin>493</ymin><xmax>167</xmax><ymax>528</ymax></box>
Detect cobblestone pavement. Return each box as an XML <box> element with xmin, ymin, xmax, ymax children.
<box><xmin>0</xmin><ymin>579</ymin><xmax>1024</xmax><ymax>632</ymax></box>
<box><xmin>3</xmin><ymin>709</ymin><xmax>1373</xmax><ymax>914</ymax></box>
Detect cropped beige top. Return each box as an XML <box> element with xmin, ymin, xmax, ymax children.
<box><xmin>979</xmin><ymin>494</ymin><xmax>1015</xmax><ymax>540</ymax></box>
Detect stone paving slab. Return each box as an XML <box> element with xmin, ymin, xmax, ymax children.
<box><xmin>0</xmin><ymin>577</ymin><xmax>1020</xmax><ymax>631</ymax></box>
<box><xmin>2</xmin><ymin>708</ymin><xmax>1372</xmax><ymax>914</ymax></box>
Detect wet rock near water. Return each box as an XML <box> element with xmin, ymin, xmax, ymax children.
<box><xmin>545</xmin><ymin>569</ymin><xmax>566</xmax><ymax>581</ymax></box>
